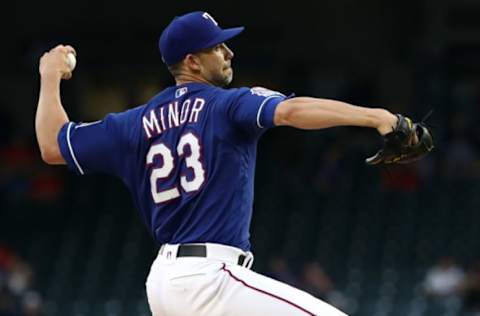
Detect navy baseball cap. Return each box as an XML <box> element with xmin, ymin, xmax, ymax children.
<box><xmin>159</xmin><ymin>11</ymin><xmax>244</xmax><ymax>66</ymax></box>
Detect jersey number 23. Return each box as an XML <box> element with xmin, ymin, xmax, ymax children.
<box><xmin>146</xmin><ymin>132</ymin><xmax>205</xmax><ymax>203</ymax></box>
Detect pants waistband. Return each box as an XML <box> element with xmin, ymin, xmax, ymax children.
<box><xmin>159</xmin><ymin>243</ymin><xmax>254</xmax><ymax>269</ymax></box>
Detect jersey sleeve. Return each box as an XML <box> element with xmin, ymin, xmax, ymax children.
<box><xmin>57</xmin><ymin>108</ymin><xmax>141</xmax><ymax>178</ymax></box>
<box><xmin>226</xmin><ymin>87</ymin><xmax>291</xmax><ymax>137</ymax></box>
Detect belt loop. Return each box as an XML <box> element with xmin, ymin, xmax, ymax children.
<box><xmin>162</xmin><ymin>244</ymin><xmax>179</xmax><ymax>261</ymax></box>
<box><xmin>242</xmin><ymin>251</ymin><xmax>254</xmax><ymax>269</ymax></box>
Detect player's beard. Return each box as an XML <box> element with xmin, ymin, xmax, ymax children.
<box><xmin>211</xmin><ymin>66</ymin><xmax>233</xmax><ymax>87</ymax></box>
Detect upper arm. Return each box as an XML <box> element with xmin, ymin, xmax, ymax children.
<box><xmin>225</xmin><ymin>87</ymin><xmax>290</xmax><ymax>137</ymax></box>
<box><xmin>57</xmin><ymin>109</ymin><xmax>141</xmax><ymax>177</ymax></box>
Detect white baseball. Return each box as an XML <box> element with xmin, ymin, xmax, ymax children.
<box><xmin>66</xmin><ymin>53</ymin><xmax>76</xmax><ymax>71</ymax></box>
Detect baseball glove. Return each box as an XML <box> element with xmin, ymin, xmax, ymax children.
<box><xmin>365</xmin><ymin>114</ymin><xmax>434</xmax><ymax>165</ymax></box>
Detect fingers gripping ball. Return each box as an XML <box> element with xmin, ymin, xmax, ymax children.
<box><xmin>66</xmin><ymin>53</ymin><xmax>76</xmax><ymax>71</ymax></box>
<box><xmin>366</xmin><ymin>114</ymin><xmax>434</xmax><ymax>165</ymax></box>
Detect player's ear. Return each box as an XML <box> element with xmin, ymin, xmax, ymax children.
<box><xmin>184</xmin><ymin>54</ymin><xmax>202</xmax><ymax>73</ymax></box>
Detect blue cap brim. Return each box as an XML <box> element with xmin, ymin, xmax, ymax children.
<box><xmin>202</xmin><ymin>26</ymin><xmax>244</xmax><ymax>50</ymax></box>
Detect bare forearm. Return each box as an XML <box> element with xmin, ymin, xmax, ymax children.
<box><xmin>35</xmin><ymin>74</ymin><xmax>68</xmax><ymax>163</ymax></box>
<box><xmin>274</xmin><ymin>97</ymin><xmax>396</xmax><ymax>134</ymax></box>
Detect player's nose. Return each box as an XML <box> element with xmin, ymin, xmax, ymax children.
<box><xmin>223</xmin><ymin>44</ymin><xmax>234</xmax><ymax>60</ymax></box>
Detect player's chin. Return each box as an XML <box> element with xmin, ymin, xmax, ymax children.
<box><xmin>212</xmin><ymin>68</ymin><xmax>233</xmax><ymax>87</ymax></box>
<box><xmin>224</xmin><ymin>68</ymin><xmax>233</xmax><ymax>84</ymax></box>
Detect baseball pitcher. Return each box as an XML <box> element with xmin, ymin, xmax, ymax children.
<box><xmin>35</xmin><ymin>11</ymin><xmax>432</xmax><ymax>316</ymax></box>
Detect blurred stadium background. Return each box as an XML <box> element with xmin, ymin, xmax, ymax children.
<box><xmin>3</xmin><ymin>0</ymin><xmax>480</xmax><ymax>315</ymax></box>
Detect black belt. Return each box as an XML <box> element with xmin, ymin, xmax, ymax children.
<box><xmin>176</xmin><ymin>244</ymin><xmax>248</xmax><ymax>266</ymax></box>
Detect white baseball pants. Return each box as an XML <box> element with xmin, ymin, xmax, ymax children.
<box><xmin>146</xmin><ymin>243</ymin><xmax>348</xmax><ymax>316</ymax></box>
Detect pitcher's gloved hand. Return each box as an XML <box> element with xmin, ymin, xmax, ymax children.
<box><xmin>366</xmin><ymin>114</ymin><xmax>434</xmax><ymax>165</ymax></box>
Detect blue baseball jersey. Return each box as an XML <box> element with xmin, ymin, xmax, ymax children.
<box><xmin>58</xmin><ymin>82</ymin><xmax>289</xmax><ymax>251</ymax></box>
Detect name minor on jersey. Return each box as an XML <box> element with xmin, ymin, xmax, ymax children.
<box><xmin>142</xmin><ymin>98</ymin><xmax>205</xmax><ymax>139</ymax></box>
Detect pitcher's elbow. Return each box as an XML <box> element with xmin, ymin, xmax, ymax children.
<box><xmin>40</xmin><ymin>146</ymin><xmax>64</xmax><ymax>165</ymax></box>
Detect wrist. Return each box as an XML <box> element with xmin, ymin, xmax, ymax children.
<box><xmin>375</xmin><ymin>109</ymin><xmax>397</xmax><ymax>135</ymax></box>
<box><xmin>40</xmin><ymin>70</ymin><xmax>62</xmax><ymax>82</ymax></box>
